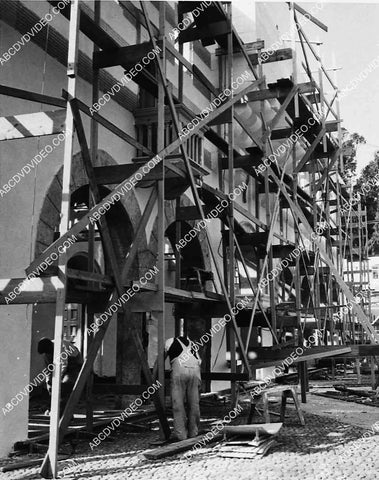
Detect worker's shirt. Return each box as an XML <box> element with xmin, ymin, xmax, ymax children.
<box><xmin>165</xmin><ymin>336</ymin><xmax>201</xmax><ymax>364</ymax></box>
<box><xmin>43</xmin><ymin>340</ymin><xmax>83</xmax><ymax>385</ymax></box>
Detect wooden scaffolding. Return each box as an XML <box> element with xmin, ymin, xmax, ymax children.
<box><xmin>1</xmin><ymin>1</ymin><xmax>379</xmax><ymax>477</ymax></box>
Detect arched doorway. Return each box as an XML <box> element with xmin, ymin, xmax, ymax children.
<box><xmin>30</xmin><ymin>151</ymin><xmax>145</xmax><ymax>407</ymax></box>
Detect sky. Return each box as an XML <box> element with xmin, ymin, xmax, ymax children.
<box><xmin>232</xmin><ymin>1</ymin><xmax>379</xmax><ymax>175</ymax></box>
<box><xmin>315</xmin><ymin>2</ymin><xmax>379</xmax><ymax>174</ymax></box>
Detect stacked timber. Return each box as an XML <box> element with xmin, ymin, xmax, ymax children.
<box><xmin>218</xmin><ymin>423</ymin><xmax>281</xmax><ymax>459</ymax></box>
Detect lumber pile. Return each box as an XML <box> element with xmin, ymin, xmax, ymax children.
<box><xmin>218</xmin><ymin>423</ymin><xmax>281</xmax><ymax>459</ymax></box>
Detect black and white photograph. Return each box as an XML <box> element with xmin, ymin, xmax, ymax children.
<box><xmin>0</xmin><ymin>0</ymin><xmax>378</xmax><ymax>478</ymax></box>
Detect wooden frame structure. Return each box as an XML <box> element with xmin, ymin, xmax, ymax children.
<box><xmin>1</xmin><ymin>1</ymin><xmax>379</xmax><ymax>477</ymax></box>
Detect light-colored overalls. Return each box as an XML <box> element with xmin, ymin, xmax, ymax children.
<box><xmin>170</xmin><ymin>338</ymin><xmax>201</xmax><ymax>440</ymax></box>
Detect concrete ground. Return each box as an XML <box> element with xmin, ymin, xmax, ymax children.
<box><xmin>1</xmin><ymin>391</ymin><xmax>379</xmax><ymax>480</ymax></box>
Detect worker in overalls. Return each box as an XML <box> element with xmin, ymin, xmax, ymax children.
<box><xmin>165</xmin><ymin>335</ymin><xmax>201</xmax><ymax>440</ymax></box>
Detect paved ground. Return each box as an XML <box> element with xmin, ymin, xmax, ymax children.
<box><xmin>1</xmin><ymin>392</ymin><xmax>379</xmax><ymax>480</ymax></box>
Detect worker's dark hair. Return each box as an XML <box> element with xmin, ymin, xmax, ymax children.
<box><xmin>37</xmin><ymin>337</ymin><xmax>53</xmax><ymax>354</ymax></box>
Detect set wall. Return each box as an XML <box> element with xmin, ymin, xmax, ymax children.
<box><xmin>0</xmin><ymin>305</ymin><xmax>31</xmax><ymax>457</ymax></box>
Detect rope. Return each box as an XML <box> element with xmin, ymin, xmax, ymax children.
<box><xmin>28</xmin><ymin>5</ymin><xmax>52</xmax><ymax>264</ymax></box>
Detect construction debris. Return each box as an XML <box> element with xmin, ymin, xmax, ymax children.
<box><xmin>218</xmin><ymin>423</ymin><xmax>282</xmax><ymax>459</ymax></box>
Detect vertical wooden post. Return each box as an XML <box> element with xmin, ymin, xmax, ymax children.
<box><xmin>40</xmin><ymin>1</ymin><xmax>80</xmax><ymax>478</ymax></box>
<box><xmin>290</xmin><ymin>2</ymin><xmax>306</xmax><ymax>403</ymax></box>
<box><xmin>86</xmin><ymin>0</ymin><xmax>101</xmax><ymax>434</ymax></box>
<box><xmin>226</xmin><ymin>2</ymin><xmax>237</xmax><ymax>406</ymax></box>
<box><xmin>155</xmin><ymin>1</ymin><xmax>166</xmax><ymax>422</ymax></box>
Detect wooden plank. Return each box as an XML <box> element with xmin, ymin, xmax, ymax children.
<box><xmin>41</xmin><ymin>2</ymin><xmax>80</xmax><ymax>477</ymax></box>
<box><xmin>0</xmin><ymin>84</ymin><xmax>66</xmax><ymax>108</ymax></box>
<box><xmin>135</xmin><ymin>283</ymin><xmax>225</xmax><ymax>304</ymax></box>
<box><xmin>223</xmin><ymin>423</ymin><xmax>282</xmax><ymax>436</ymax></box>
<box><xmin>349</xmin><ymin>344</ymin><xmax>379</xmax><ymax>356</ymax></box>
<box><xmin>2</xmin><ymin>456</ymin><xmax>67</xmax><ymax>473</ymax></box>
<box><xmin>248</xmin><ymin>48</ymin><xmax>293</xmax><ymax>65</ymax></box>
<box><xmin>252</xmin><ymin>346</ymin><xmax>352</xmax><ymax>360</ymax></box>
<box><xmin>246</xmin><ymin>82</ymin><xmax>315</xmax><ymax>102</ymax></box>
<box><xmin>292</xmin><ymin>3</ymin><xmax>328</xmax><ymax>32</ymax></box>
<box><xmin>271</xmin><ymin>121</ymin><xmax>338</xmax><ymax>140</ymax></box>
<box><xmin>215</xmin><ymin>40</ymin><xmax>265</xmax><ymax>56</ymax></box>
<box><xmin>176</xmin><ymin>205</ymin><xmax>213</xmax><ymax>221</ymax></box>
<box><xmin>143</xmin><ymin>432</ymin><xmax>223</xmax><ymax>459</ymax></box>
<box><xmin>220</xmin><ymin>153</ymin><xmax>263</xmax><ymax>170</ymax></box>
<box><xmin>93</xmin><ymin>42</ymin><xmax>153</xmax><ymax>69</ymax></box>
<box><xmin>67</xmin><ymin>269</ymin><xmax>113</xmax><ymax>286</ymax></box>
<box><xmin>93</xmin><ymin>160</ymin><xmax>198</xmax><ymax>184</ymax></box>
<box><xmin>156</xmin><ymin>3</ymin><xmax>166</xmax><ymax>411</ymax></box>
<box><xmin>0</xmin><ymin>109</ymin><xmax>65</xmax><ymax>141</ymax></box>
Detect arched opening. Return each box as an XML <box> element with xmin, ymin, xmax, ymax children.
<box><xmin>30</xmin><ymin>174</ymin><xmax>140</xmax><ymax>408</ymax></box>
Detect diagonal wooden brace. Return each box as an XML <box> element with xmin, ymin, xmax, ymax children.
<box><xmin>267</xmin><ymin>166</ymin><xmax>379</xmax><ymax>343</ymax></box>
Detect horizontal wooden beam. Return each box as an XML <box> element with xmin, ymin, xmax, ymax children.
<box><xmin>248</xmin><ymin>47</ymin><xmax>293</xmax><ymax>65</ymax></box>
<box><xmin>135</xmin><ymin>283</ymin><xmax>225</xmax><ymax>304</ymax></box>
<box><xmin>246</xmin><ymin>82</ymin><xmax>315</xmax><ymax>103</ymax></box>
<box><xmin>220</xmin><ymin>153</ymin><xmax>263</xmax><ymax>170</ymax></box>
<box><xmin>93</xmin><ymin>41</ymin><xmax>153</xmax><ymax>69</ymax></box>
<box><xmin>178</xmin><ymin>20</ymin><xmax>230</xmax><ymax>44</ymax></box>
<box><xmin>0</xmin><ymin>277</ymin><xmax>61</xmax><ymax>304</ymax></box>
<box><xmin>249</xmin><ymin>346</ymin><xmax>352</xmax><ymax>369</ymax></box>
<box><xmin>0</xmin><ymin>109</ymin><xmax>65</xmax><ymax>141</ymax></box>
<box><xmin>271</xmin><ymin>121</ymin><xmax>338</xmax><ymax>140</ymax></box>
<box><xmin>215</xmin><ymin>40</ymin><xmax>265</xmax><ymax>56</ymax></box>
<box><xmin>349</xmin><ymin>344</ymin><xmax>379</xmax><ymax>356</ymax></box>
<box><xmin>176</xmin><ymin>205</ymin><xmax>213</xmax><ymax>221</ymax></box>
<box><xmin>67</xmin><ymin>269</ymin><xmax>114</xmax><ymax>286</ymax></box>
<box><xmin>93</xmin><ymin>162</ymin><xmax>191</xmax><ymax>184</ymax></box>
<box><xmin>0</xmin><ymin>84</ymin><xmax>66</xmax><ymax>108</ymax></box>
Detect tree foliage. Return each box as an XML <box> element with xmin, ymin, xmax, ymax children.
<box><xmin>355</xmin><ymin>151</ymin><xmax>379</xmax><ymax>255</ymax></box>
<box><xmin>339</xmin><ymin>128</ymin><xmax>366</xmax><ymax>183</ymax></box>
